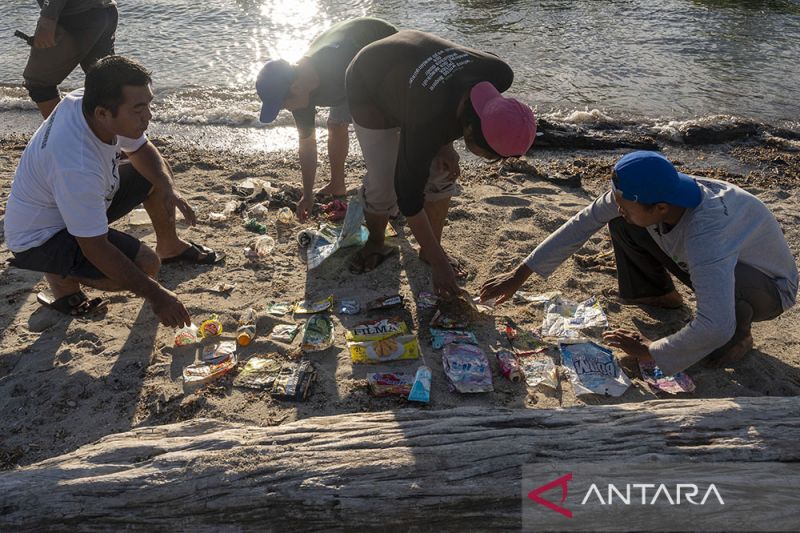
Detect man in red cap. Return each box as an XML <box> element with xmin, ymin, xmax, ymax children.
<box><xmin>346</xmin><ymin>30</ymin><xmax>536</xmax><ymax>297</ymax></box>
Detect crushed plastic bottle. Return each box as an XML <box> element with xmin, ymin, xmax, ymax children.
<box><xmin>209</xmin><ymin>200</ymin><xmax>238</xmax><ymax>222</ymax></box>
<box><xmin>277</xmin><ymin>206</ymin><xmax>293</xmax><ymax>224</ymax></box>
<box><xmin>236</xmin><ymin>308</ymin><xmax>257</xmax><ymax>346</ymax></box>
<box><xmin>248</xmin><ymin>203</ymin><xmax>269</xmax><ymax>219</ymax></box>
<box><xmin>254</xmin><ymin>235</ymin><xmax>275</xmax><ymax>256</ymax></box>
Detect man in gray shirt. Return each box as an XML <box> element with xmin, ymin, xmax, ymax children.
<box><xmin>481</xmin><ymin>151</ymin><xmax>798</xmax><ymax>375</ymax></box>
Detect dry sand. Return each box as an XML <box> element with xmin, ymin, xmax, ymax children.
<box><xmin>2</xmin><ymin>134</ymin><xmax>799</xmax><ymax>469</ymax></box>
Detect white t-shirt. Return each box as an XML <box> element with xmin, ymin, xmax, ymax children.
<box><xmin>4</xmin><ymin>89</ymin><xmax>147</xmax><ymax>252</ymax></box>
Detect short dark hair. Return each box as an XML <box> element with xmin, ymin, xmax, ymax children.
<box><xmin>461</xmin><ymin>97</ymin><xmax>503</xmax><ymax>160</ymax></box>
<box><xmin>83</xmin><ymin>56</ymin><xmax>152</xmax><ymax>116</ymax></box>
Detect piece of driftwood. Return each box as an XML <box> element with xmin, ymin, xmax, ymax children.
<box><xmin>1</xmin><ymin>397</ymin><xmax>798</xmax><ymax>529</ymax></box>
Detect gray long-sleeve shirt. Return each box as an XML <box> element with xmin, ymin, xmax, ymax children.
<box><xmin>523</xmin><ymin>177</ymin><xmax>798</xmax><ymax>375</ymax></box>
<box><xmin>37</xmin><ymin>0</ymin><xmax>114</xmax><ymax>20</ymax></box>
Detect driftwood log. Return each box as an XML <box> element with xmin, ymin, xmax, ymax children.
<box><xmin>1</xmin><ymin>397</ymin><xmax>798</xmax><ymax>529</ymax></box>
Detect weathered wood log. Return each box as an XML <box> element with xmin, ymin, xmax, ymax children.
<box><xmin>1</xmin><ymin>397</ymin><xmax>798</xmax><ymax>529</ymax></box>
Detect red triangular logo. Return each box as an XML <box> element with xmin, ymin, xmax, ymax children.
<box><xmin>527</xmin><ymin>472</ymin><xmax>573</xmax><ymax>518</ymax></box>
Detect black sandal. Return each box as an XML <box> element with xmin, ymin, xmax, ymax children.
<box><xmin>162</xmin><ymin>241</ymin><xmax>225</xmax><ymax>265</ymax></box>
<box><xmin>37</xmin><ymin>291</ymin><xmax>108</xmax><ymax>317</ymax></box>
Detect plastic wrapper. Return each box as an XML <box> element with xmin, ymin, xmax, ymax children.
<box><xmin>348</xmin><ymin>334</ymin><xmax>421</xmax><ymax>363</ymax></box>
<box><xmin>270</xmin><ymin>323</ymin><xmax>300</xmax><ymax>343</ymax></box>
<box><xmin>301</xmin><ymin>314</ymin><xmax>334</xmax><ymax>352</ymax></box>
<box><xmin>430</xmin><ymin>328</ymin><xmax>477</xmax><ymax>349</ymax></box>
<box><xmin>234</xmin><ymin>355</ymin><xmax>283</xmax><ymax>390</ymax></box>
<box><xmin>271</xmin><ymin>360</ymin><xmax>316</xmax><ymax>401</ymax></box>
<box><xmin>367</xmin><ymin>372</ymin><xmax>413</xmax><ymax>397</ymax></box>
<box><xmin>366</xmin><ymin>294</ymin><xmax>403</xmax><ymax>311</ymax></box>
<box><xmin>174</xmin><ymin>323</ymin><xmax>199</xmax><ymax>346</ymax></box>
<box><xmin>346</xmin><ymin>317</ymin><xmax>408</xmax><ymax>341</ymax></box>
<box><xmin>337</xmin><ymin>298</ymin><xmax>361</xmax><ymax>315</ymax></box>
<box><xmin>198</xmin><ymin>315</ymin><xmax>223</xmax><ymax>338</ymax></box>
<box><xmin>430</xmin><ymin>295</ymin><xmax>476</xmax><ymax>329</ymax></box>
<box><xmin>244</xmin><ymin>218</ymin><xmax>268</xmax><ymax>234</ymax></box>
<box><xmin>293</xmin><ymin>296</ymin><xmax>333</xmax><ymax>315</ymax></box>
<box><xmin>559</xmin><ymin>341</ymin><xmax>631</xmax><ymax>397</ymax></box>
<box><xmin>541</xmin><ymin>296</ymin><xmax>608</xmax><ymax>338</ymax></box>
<box><xmin>408</xmin><ymin>366</ymin><xmax>432</xmax><ymax>403</ymax></box>
<box><xmin>519</xmin><ymin>354</ymin><xmax>559</xmax><ymax>390</ymax></box>
<box><xmin>183</xmin><ymin>352</ymin><xmax>238</xmax><ymax>386</ymax></box>
<box><xmin>514</xmin><ymin>290</ymin><xmax>561</xmax><ymax>304</ymax></box>
<box><xmin>639</xmin><ymin>359</ymin><xmax>696</xmax><ymax>394</ymax></box>
<box><xmin>442</xmin><ymin>343</ymin><xmax>493</xmax><ymax>393</ymax></box>
<box><xmin>266</xmin><ymin>302</ymin><xmax>291</xmax><ymax>316</ymax></box>
<box><xmin>493</xmin><ymin>348</ymin><xmax>523</xmax><ymax>382</ymax></box>
<box><xmin>200</xmin><ymin>340</ymin><xmax>237</xmax><ymax>364</ymax></box>
<box><xmin>416</xmin><ymin>291</ymin><xmax>438</xmax><ymax>310</ymax></box>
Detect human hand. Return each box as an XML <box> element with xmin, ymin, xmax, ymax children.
<box><xmin>602</xmin><ymin>328</ymin><xmax>653</xmax><ymax>360</ymax></box>
<box><xmin>160</xmin><ymin>188</ymin><xmax>197</xmax><ymax>226</ymax></box>
<box><xmin>150</xmin><ymin>288</ymin><xmax>191</xmax><ymax>328</ymax></box>
<box><xmin>33</xmin><ymin>16</ymin><xmax>57</xmax><ymax>48</ymax></box>
<box><xmin>296</xmin><ymin>194</ymin><xmax>313</xmax><ymax>222</ymax></box>
<box><xmin>431</xmin><ymin>259</ymin><xmax>459</xmax><ymax>299</ymax></box>
<box><xmin>480</xmin><ymin>265</ymin><xmax>530</xmax><ymax>304</ymax></box>
<box><xmin>433</xmin><ymin>144</ymin><xmax>461</xmax><ymax>182</ymax></box>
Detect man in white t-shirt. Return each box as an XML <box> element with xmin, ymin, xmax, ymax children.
<box><xmin>4</xmin><ymin>55</ymin><xmax>223</xmax><ymax>325</ymax></box>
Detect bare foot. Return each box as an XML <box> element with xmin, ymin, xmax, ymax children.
<box><xmin>156</xmin><ymin>239</ymin><xmax>192</xmax><ymax>260</ymax></box>
<box><xmin>707</xmin><ymin>334</ymin><xmax>754</xmax><ymax>368</ymax></box>
<box><xmin>622</xmin><ymin>290</ymin><xmax>683</xmax><ymax>309</ymax></box>
<box><xmin>316</xmin><ymin>183</ymin><xmax>346</xmax><ymax>197</ymax></box>
<box><xmin>349</xmin><ymin>242</ymin><xmax>397</xmax><ymax>274</ymax></box>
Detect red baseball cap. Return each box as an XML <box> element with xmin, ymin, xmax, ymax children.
<box><xmin>470</xmin><ymin>81</ymin><xmax>536</xmax><ymax>157</ymax></box>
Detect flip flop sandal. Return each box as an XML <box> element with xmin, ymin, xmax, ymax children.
<box><xmin>349</xmin><ymin>247</ymin><xmax>397</xmax><ymax>275</ymax></box>
<box><xmin>37</xmin><ymin>291</ymin><xmax>108</xmax><ymax>317</ymax></box>
<box><xmin>162</xmin><ymin>241</ymin><xmax>226</xmax><ymax>265</ymax></box>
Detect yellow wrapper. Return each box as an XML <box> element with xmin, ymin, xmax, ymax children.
<box><xmin>345</xmin><ymin>317</ymin><xmax>408</xmax><ymax>342</ymax></box>
<box><xmin>348</xmin><ymin>333</ymin><xmax>421</xmax><ymax>363</ymax></box>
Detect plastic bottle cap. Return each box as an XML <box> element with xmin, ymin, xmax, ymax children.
<box><xmin>237</xmin><ymin>333</ymin><xmax>252</xmax><ymax>346</ymax></box>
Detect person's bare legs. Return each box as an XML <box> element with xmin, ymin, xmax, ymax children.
<box><xmin>318</xmin><ymin>122</ymin><xmax>349</xmax><ymax>197</ymax></box>
<box><xmin>141</xmin><ymin>185</ymin><xmax>192</xmax><ymax>260</ymax></box>
<box><xmin>44</xmin><ymin>244</ymin><xmax>160</xmax><ymax>298</ymax></box>
<box><xmin>36</xmin><ymin>97</ymin><xmax>60</xmax><ymax>119</ymax></box>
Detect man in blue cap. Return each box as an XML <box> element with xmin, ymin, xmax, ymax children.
<box><xmin>480</xmin><ymin>151</ymin><xmax>797</xmax><ymax>374</ymax></box>
<box><xmin>255</xmin><ymin>17</ymin><xmax>397</xmax><ymax>221</ymax></box>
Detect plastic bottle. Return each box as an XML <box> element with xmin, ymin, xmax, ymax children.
<box><xmin>254</xmin><ymin>235</ymin><xmax>275</xmax><ymax>256</ymax></box>
<box><xmin>236</xmin><ymin>308</ymin><xmax>257</xmax><ymax>346</ymax></box>
<box><xmin>277</xmin><ymin>206</ymin><xmax>293</xmax><ymax>224</ymax></box>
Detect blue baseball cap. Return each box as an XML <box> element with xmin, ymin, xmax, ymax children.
<box><xmin>612</xmin><ymin>151</ymin><xmax>702</xmax><ymax>208</ymax></box>
<box><xmin>255</xmin><ymin>59</ymin><xmax>296</xmax><ymax>123</ymax></box>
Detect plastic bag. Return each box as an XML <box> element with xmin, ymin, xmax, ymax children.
<box><xmin>541</xmin><ymin>296</ymin><xmax>608</xmax><ymax>338</ymax></box>
<box><xmin>519</xmin><ymin>354</ymin><xmax>559</xmax><ymax>390</ymax></box>
<box><xmin>559</xmin><ymin>341</ymin><xmax>630</xmax><ymax>397</ymax></box>
<box><xmin>442</xmin><ymin>343</ymin><xmax>493</xmax><ymax>393</ymax></box>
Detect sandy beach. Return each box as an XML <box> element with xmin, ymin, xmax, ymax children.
<box><xmin>2</xmin><ymin>130</ymin><xmax>800</xmax><ymax>469</ymax></box>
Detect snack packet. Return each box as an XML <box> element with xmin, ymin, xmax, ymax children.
<box><xmin>559</xmin><ymin>341</ymin><xmax>630</xmax><ymax>397</ymax></box>
<box><xmin>270</xmin><ymin>323</ymin><xmax>300</xmax><ymax>343</ymax></box>
<box><xmin>348</xmin><ymin>334</ymin><xmax>421</xmax><ymax>363</ymax></box>
<box><xmin>271</xmin><ymin>360</ymin><xmax>316</xmax><ymax>401</ymax></box>
<box><xmin>294</xmin><ymin>296</ymin><xmax>333</xmax><ymax>315</ymax></box>
<box><xmin>430</xmin><ymin>328</ymin><xmax>477</xmax><ymax>349</ymax></box>
<box><xmin>301</xmin><ymin>314</ymin><xmax>334</xmax><ymax>352</ymax></box>
<box><xmin>367</xmin><ymin>372</ymin><xmax>414</xmax><ymax>397</ymax></box>
<box><xmin>442</xmin><ymin>343</ymin><xmax>493</xmax><ymax>393</ymax></box>
<box><xmin>234</xmin><ymin>355</ymin><xmax>283</xmax><ymax>390</ymax></box>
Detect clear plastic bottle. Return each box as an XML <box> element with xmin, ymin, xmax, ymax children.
<box><xmin>254</xmin><ymin>235</ymin><xmax>275</xmax><ymax>256</ymax></box>
<box><xmin>277</xmin><ymin>206</ymin><xmax>293</xmax><ymax>224</ymax></box>
<box><xmin>236</xmin><ymin>308</ymin><xmax>257</xmax><ymax>346</ymax></box>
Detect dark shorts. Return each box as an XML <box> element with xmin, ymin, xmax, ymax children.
<box><xmin>10</xmin><ymin>163</ymin><xmax>152</xmax><ymax>279</ymax></box>
<box><xmin>23</xmin><ymin>5</ymin><xmax>119</xmax><ymax>102</ymax></box>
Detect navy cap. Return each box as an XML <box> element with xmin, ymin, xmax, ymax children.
<box><xmin>255</xmin><ymin>59</ymin><xmax>296</xmax><ymax>123</ymax></box>
<box><xmin>612</xmin><ymin>151</ymin><xmax>702</xmax><ymax>208</ymax></box>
